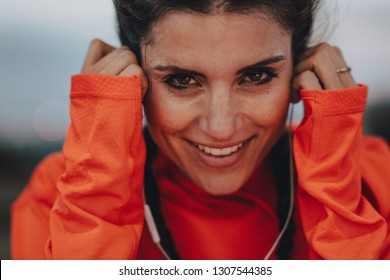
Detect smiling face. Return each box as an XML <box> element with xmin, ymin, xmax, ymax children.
<box><xmin>142</xmin><ymin>11</ymin><xmax>293</xmax><ymax>195</ymax></box>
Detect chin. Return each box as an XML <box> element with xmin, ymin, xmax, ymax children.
<box><xmin>196</xmin><ymin>175</ymin><xmax>247</xmax><ymax>196</ymax></box>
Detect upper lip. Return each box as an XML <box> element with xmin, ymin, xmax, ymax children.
<box><xmin>186</xmin><ymin>136</ymin><xmax>254</xmax><ymax>149</ymax></box>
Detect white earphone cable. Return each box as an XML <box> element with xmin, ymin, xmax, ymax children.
<box><xmin>263</xmin><ymin>103</ymin><xmax>295</xmax><ymax>260</ymax></box>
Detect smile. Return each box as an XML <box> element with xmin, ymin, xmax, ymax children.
<box><xmin>193</xmin><ymin>141</ymin><xmax>245</xmax><ymax>157</ymax></box>
<box><xmin>186</xmin><ymin>137</ymin><xmax>255</xmax><ymax>169</ymax></box>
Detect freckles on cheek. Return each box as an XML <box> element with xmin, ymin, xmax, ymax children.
<box><xmin>144</xmin><ymin>96</ymin><xmax>196</xmax><ymax>133</ymax></box>
<box><xmin>263</xmin><ymin>88</ymin><xmax>291</xmax><ymax>125</ymax></box>
<box><xmin>249</xmin><ymin>98</ymin><xmax>290</xmax><ymax>129</ymax></box>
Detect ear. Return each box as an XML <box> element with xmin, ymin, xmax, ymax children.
<box><xmin>290</xmin><ymin>89</ymin><xmax>301</xmax><ymax>104</ymax></box>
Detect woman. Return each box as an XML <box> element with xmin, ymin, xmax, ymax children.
<box><xmin>11</xmin><ymin>0</ymin><xmax>390</xmax><ymax>259</ymax></box>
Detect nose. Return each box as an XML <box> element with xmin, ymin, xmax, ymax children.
<box><xmin>198</xmin><ymin>88</ymin><xmax>241</xmax><ymax>141</ymax></box>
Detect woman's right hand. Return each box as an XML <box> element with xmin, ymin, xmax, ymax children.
<box><xmin>81</xmin><ymin>39</ymin><xmax>148</xmax><ymax>96</ymax></box>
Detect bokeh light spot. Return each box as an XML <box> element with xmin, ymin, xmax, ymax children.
<box><xmin>33</xmin><ymin>100</ymin><xmax>69</xmax><ymax>141</ymax></box>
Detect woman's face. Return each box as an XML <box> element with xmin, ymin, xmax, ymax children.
<box><xmin>142</xmin><ymin>11</ymin><xmax>293</xmax><ymax>195</ymax></box>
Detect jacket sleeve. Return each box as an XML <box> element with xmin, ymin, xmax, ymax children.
<box><xmin>293</xmin><ymin>85</ymin><xmax>388</xmax><ymax>259</ymax></box>
<box><xmin>11</xmin><ymin>152</ymin><xmax>64</xmax><ymax>259</ymax></box>
<box><xmin>46</xmin><ymin>74</ymin><xmax>146</xmax><ymax>259</ymax></box>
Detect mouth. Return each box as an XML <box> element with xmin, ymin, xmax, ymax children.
<box><xmin>186</xmin><ymin>137</ymin><xmax>254</xmax><ymax>169</ymax></box>
<box><xmin>193</xmin><ymin>141</ymin><xmax>245</xmax><ymax>157</ymax></box>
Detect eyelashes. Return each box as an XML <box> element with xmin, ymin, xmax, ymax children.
<box><xmin>163</xmin><ymin>74</ymin><xmax>200</xmax><ymax>90</ymax></box>
<box><xmin>238</xmin><ymin>69</ymin><xmax>278</xmax><ymax>86</ymax></box>
<box><xmin>162</xmin><ymin>68</ymin><xmax>278</xmax><ymax>91</ymax></box>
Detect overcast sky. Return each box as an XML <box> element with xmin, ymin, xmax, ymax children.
<box><xmin>0</xmin><ymin>0</ymin><xmax>389</xmax><ymax>144</ymax></box>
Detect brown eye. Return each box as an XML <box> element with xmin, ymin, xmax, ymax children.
<box><xmin>239</xmin><ymin>69</ymin><xmax>278</xmax><ymax>86</ymax></box>
<box><xmin>176</xmin><ymin>75</ymin><xmax>193</xmax><ymax>85</ymax></box>
<box><xmin>164</xmin><ymin>74</ymin><xmax>200</xmax><ymax>90</ymax></box>
<box><xmin>247</xmin><ymin>72</ymin><xmax>264</xmax><ymax>82</ymax></box>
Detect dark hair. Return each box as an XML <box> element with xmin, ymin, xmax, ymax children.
<box><xmin>114</xmin><ymin>0</ymin><xmax>319</xmax><ymax>259</ymax></box>
<box><xmin>114</xmin><ymin>0</ymin><xmax>319</xmax><ymax>65</ymax></box>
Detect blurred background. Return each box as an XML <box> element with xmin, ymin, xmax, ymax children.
<box><xmin>0</xmin><ymin>0</ymin><xmax>389</xmax><ymax>259</ymax></box>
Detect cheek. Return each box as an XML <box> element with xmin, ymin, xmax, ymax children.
<box><xmin>241</xmin><ymin>86</ymin><xmax>291</xmax><ymax>129</ymax></box>
<box><xmin>143</xmin><ymin>84</ymin><xmax>199</xmax><ymax>133</ymax></box>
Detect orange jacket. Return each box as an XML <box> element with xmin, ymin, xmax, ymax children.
<box><xmin>11</xmin><ymin>74</ymin><xmax>390</xmax><ymax>259</ymax></box>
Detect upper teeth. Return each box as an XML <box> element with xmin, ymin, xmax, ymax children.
<box><xmin>196</xmin><ymin>142</ymin><xmax>244</xmax><ymax>156</ymax></box>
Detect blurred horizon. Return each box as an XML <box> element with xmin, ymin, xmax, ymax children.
<box><xmin>1</xmin><ymin>0</ymin><xmax>390</xmax><ymax>145</ymax></box>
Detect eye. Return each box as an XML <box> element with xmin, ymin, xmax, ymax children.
<box><xmin>246</xmin><ymin>72</ymin><xmax>265</xmax><ymax>82</ymax></box>
<box><xmin>239</xmin><ymin>69</ymin><xmax>278</xmax><ymax>86</ymax></box>
<box><xmin>164</xmin><ymin>74</ymin><xmax>200</xmax><ymax>90</ymax></box>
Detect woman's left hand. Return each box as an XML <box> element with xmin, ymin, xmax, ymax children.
<box><xmin>291</xmin><ymin>43</ymin><xmax>357</xmax><ymax>102</ymax></box>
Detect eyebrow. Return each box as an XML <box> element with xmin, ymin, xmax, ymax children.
<box><xmin>152</xmin><ymin>55</ymin><xmax>286</xmax><ymax>77</ymax></box>
<box><xmin>235</xmin><ymin>55</ymin><xmax>286</xmax><ymax>75</ymax></box>
<box><xmin>153</xmin><ymin>65</ymin><xmax>207</xmax><ymax>79</ymax></box>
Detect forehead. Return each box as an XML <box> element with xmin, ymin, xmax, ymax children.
<box><xmin>145</xmin><ymin>11</ymin><xmax>292</xmax><ymax>71</ymax></box>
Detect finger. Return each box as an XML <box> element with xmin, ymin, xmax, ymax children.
<box><xmin>332</xmin><ymin>46</ymin><xmax>357</xmax><ymax>88</ymax></box>
<box><xmin>299</xmin><ymin>45</ymin><xmax>317</xmax><ymax>61</ymax></box>
<box><xmin>295</xmin><ymin>43</ymin><xmax>343</xmax><ymax>90</ymax></box>
<box><xmin>119</xmin><ymin>64</ymin><xmax>149</xmax><ymax>97</ymax></box>
<box><xmin>85</xmin><ymin>46</ymin><xmax>132</xmax><ymax>74</ymax></box>
<box><xmin>292</xmin><ymin>70</ymin><xmax>323</xmax><ymax>92</ymax></box>
<box><xmin>290</xmin><ymin>70</ymin><xmax>322</xmax><ymax>104</ymax></box>
<box><xmin>81</xmin><ymin>39</ymin><xmax>115</xmax><ymax>72</ymax></box>
<box><xmin>99</xmin><ymin>49</ymin><xmax>138</xmax><ymax>75</ymax></box>
<box><xmin>299</xmin><ymin>42</ymin><xmax>335</xmax><ymax>62</ymax></box>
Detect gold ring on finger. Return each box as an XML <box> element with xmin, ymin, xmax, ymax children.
<box><xmin>336</xmin><ymin>67</ymin><xmax>351</xmax><ymax>73</ymax></box>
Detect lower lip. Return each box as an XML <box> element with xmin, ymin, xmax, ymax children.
<box><xmin>187</xmin><ymin>139</ymin><xmax>252</xmax><ymax>169</ymax></box>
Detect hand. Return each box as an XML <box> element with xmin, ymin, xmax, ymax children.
<box><xmin>81</xmin><ymin>39</ymin><xmax>148</xmax><ymax>96</ymax></box>
<box><xmin>291</xmin><ymin>43</ymin><xmax>357</xmax><ymax>103</ymax></box>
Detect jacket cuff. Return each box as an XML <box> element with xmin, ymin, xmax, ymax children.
<box><xmin>300</xmin><ymin>84</ymin><xmax>368</xmax><ymax>117</ymax></box>
<box><xmin>70</xmin><ymin>74</ymin><xmax>142</xmax><ymax>100</ymax></box>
